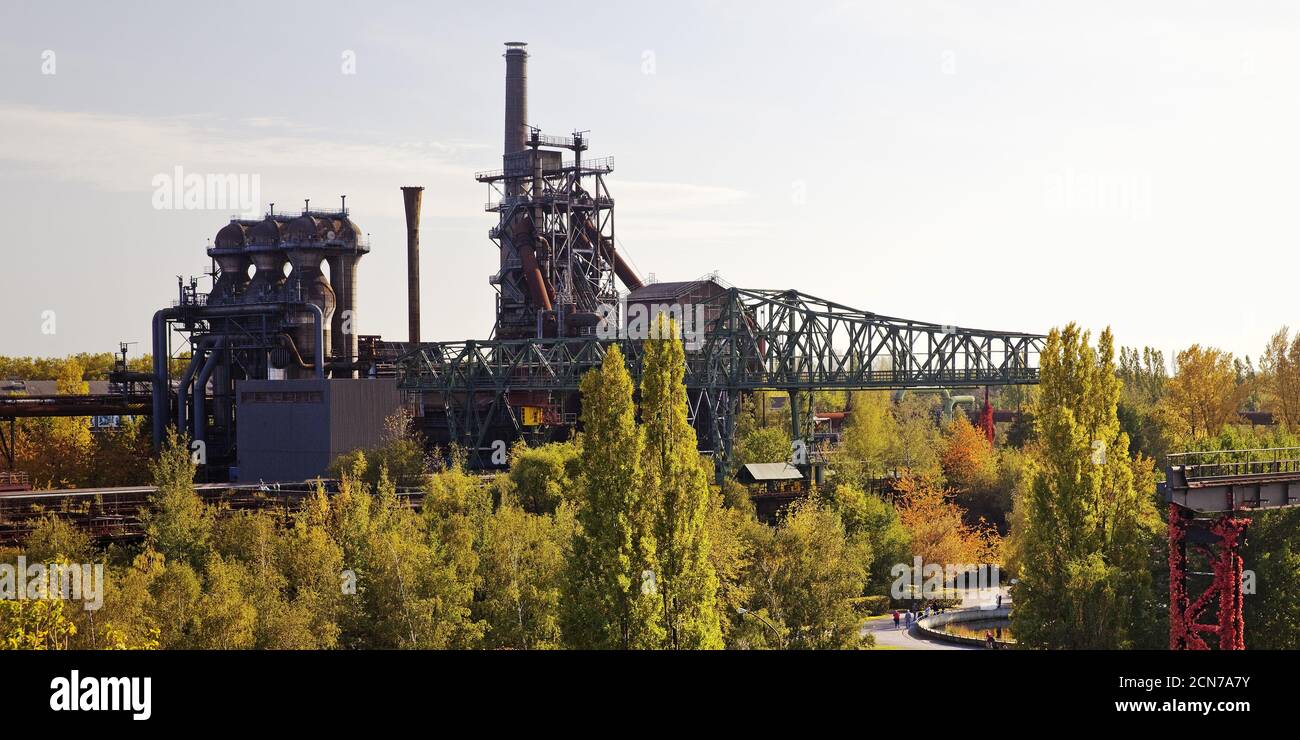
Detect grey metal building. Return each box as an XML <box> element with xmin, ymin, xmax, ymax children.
<box><xmin>234</xmin><ymin>378</ymin><xmax>400</xmax><ymax>482</ymax></box>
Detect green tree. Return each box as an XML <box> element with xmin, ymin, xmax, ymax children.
<box><xmin>890</xmin><ymin>393</ymin><xmax>945</xmax><ymax>480</ymax></box>
<box><xmin>149</xmin><ymin>558</ymin><xmax>202</xmax><ymax>649</ymax></box>
<box><xmin>141</xmin><ymin>430</ymin><xmax>211</xmax><ymax>570</ymax></box>
<box><xmin>21</xmin><ymin>513</ymin><xmax>93</xmax><ymax>564</ymax></box>
<box><xmin>335</xmin><ymin>467</ymin><xmax>484</xmax><ymax>650</ymax></box>
<box><xmin>505</xmin><ymin>441</ymin><xmax>579</xmax><ymax>515</ymax></box>
<box><xmin>477</xmin><ymin>503</ymin><xmax>566</xmax><ymax>649</ymax></box>
<box><xmin>831</xmin><ymin>391</ymin><xmax>899</xmax><ymax>491</ymax></box>
<box><xmin>640</xmin><ymin>318</ymin><xmax>722</xmax><ymax>649</ymax></box>
<box><xmin>562</xmin><ymin>345</ymin><xmax>664</xmax><ymax>649</ymax></box>
<box><xmin>1161</xmin><ymin>345</ymin><xmax>1245</xmax><ymax>441</ymax></box>
<box><xmin>0</xmin><ymin>598</ymin><xmax>78</xmax><ymax>650</ymax></box>
<box><xmin>1242</xmin><ymin>507</ymin><xmax>1300</xmax><ymax>649</ymax></box>
<box><xmin>13</xmin><ymin>358</ymin><xmax>94</xmax><ymax>488</ymax></box>
<box><xmin>706</xmin><ymin>491</ymin><xmax>758</xmax><ymax>646</ymax></box>
<box><xmin>191</xmin><ymin>554</ymin><xmax>257</xmax><ymax>650</ymax></box>
<box><xmin>732</xmin><ymin>426</ymin><xmax>790</xmax><ymax>470</ymax></box>
<box><xmin>826</xmin><ymin>483</ymin><xmax>911</xmax><ymax>595</ymax></box>
<box><xmin>1010</xmin><ymin>324</ymin><xmax>1162</xmax><ymax>649</ymax></box>
<box><xmin>744</xmin><ymin>497</ymin><xmax>870</xmax><ymax>649</ymax></box>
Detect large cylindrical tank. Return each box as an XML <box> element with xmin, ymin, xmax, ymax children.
<box><xmin>244</xmin><ymin>218</ymin><xmax>288</xmax><ymax>303</ymax></box>
<box><xmin>284</xmin><ymin>216</ymin><xmax>336</xmax><ymax>377</ymax></box>
<box><xmin>208</xmin><ymin>222</ymin><xmax>251</xmax><ymax>304</ymax></box>
<box><xmin>327</xmin><ymin>253</ymin><xmax>361</xmax><ymax>375</ymax></box>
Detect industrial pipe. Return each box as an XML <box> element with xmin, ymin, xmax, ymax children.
<box><xmin>509</xmin><ymin>215</ymin><xmax>552</xmax><ymax>310</ymax></box>
<box><xmin>152</xmin><ymin>308</ymin><xmax>182</xmax><ymax>448</ymax></box>
<box><xmin>151</xmin><ymin>302</ymin><xmax>325</xmax><ymax>449</ymax></box>
<box><xmin>401</xmin><ymin>186</ymin><xmax>423</xmax><ymax>343</ymax></box>
<box><xmin>176</xmin><ymin>337</ymin><xmax>216</xmax><ymax>438</ymax></box>
<box><xmin>303</xmin><ymin>302</ymin><xmax>325</xmax><ymax>378</ymax></box>
<box><xmin>577</xmin><ymin>215</ymin><xmax>642</xmax><ymax>291</ymax></box>
<box><xmin>192</xmin><ymin>336</ymin><xmax>228</xmax><ymax>445</ymax></box>
<box><xmin>892</xmin><ymin>388</ymin><xmax>977</xmax><ymax>420</ymax></box>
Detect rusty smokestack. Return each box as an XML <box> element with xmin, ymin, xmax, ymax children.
<box><xmin>401</xmin><ymin>186</ymin><xmax>423</xmax><ymax>343</ymax></box>
<box><xmin>504</xmin><ymin>42</ymin><xmax>528</xmax><ymax>159</ymax></box>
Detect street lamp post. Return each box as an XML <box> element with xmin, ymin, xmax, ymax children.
<box><xmin>737</xmin><ymin>607</ymin><xmax>784</xmax><ymax>650</ymax></box>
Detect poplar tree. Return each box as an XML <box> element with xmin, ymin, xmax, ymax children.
<box><xmin>562</xmin><ymin>345</ymin><xmax>664</xmax><ymax>649</ymax></box>
<box><xmin>640</xmin><ymin>317</ymin><xmax>722</xmax><ymax>649</ymax></box>
<box><xmin>1011</xmin><ymin>324</ymin><xmax>1162</xmax><ymax>649</ymax></box>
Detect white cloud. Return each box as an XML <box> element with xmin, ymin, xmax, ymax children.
<box><xmin>0</xmin><ymin>103</ymin><xmax>479</xmax><ymax>217</ymax></box>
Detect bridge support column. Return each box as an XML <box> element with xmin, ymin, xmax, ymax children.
<box><xmin>1211</xmin><ymin>515</ymin><xmax>1249</xmax><ymax>650</ymax></box>
<box><xmin>1168</xmin><ymin>506</ymin><xmax>1250</xmax><ymax>650</ymax></box>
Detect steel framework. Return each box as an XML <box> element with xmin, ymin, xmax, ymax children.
<box><xmin>398</xmin><ymin>286</ymin><xmax>1043</xmax><ymax>476</ymax></box>
<box><xmin>1164</xmin><ymin>447</ymin><xmax>1300</xmax><ymax>649</ymax></box>
<box><xmin>480</xmin><ymin>130</ymin><xmax>634</xmax><ymax>339</ymax></box>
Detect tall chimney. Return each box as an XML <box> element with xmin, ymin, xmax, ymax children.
<box><xmin>401</xmin><ymin>186</ymin><xmax>424</xmax><ymax>344</ymax></box>
<box><xmin>503</xmin><ymin>42</ymin><xmax>529</xmax><ymax>159</ymax></box>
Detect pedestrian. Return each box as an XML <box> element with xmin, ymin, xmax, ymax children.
<box><xmin>996</xmin><ymin>593</ymin><xmax>1003</xmax><ymax>609</ymax></box>
<box><xmin>985</xmin><ymin>630</ymin><xmax>995</xmax><ymax>649</ymax></box>
<box><xmin>893</xmin><ymin>610</ymin><xmax>901</xmax><ymax>630</ymax></box>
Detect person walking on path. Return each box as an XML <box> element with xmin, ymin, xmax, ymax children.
<box><xmin>892</xmin><ymin>610</ymin><xmax>901</xmax><ymax>630</ymax></box>
<box><xmin>996</xmin><ymin>594</ymin><xmax>1002</xmax><ymax>609</ymax></box>
<box><xmin>985</xmin><ymin>630</ymin><xmax>996</xmax><ymax>649</ymax></box>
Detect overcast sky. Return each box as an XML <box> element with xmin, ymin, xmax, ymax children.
<box><xmin>1</xmin><ymin>0</ymin><xmax>1297</xmax><ymax>364</ymax></box>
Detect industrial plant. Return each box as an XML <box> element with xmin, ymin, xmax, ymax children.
<box><xmin>2</xmin><ymin>42</ymin><xmax>1046</xmax><ymax>487</ymax></box>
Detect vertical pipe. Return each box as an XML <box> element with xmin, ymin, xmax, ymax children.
<box><xmin>401</xmin><ymin>186</ymin><xmax>424</xmax><ymax>344</ymax></box>
<box><xmin>306</xmin><ymin>302</ymin><xmax>326</xmax><ymax>378</ymax></box>
<box><xmin>151</xmin><ymin>309</ymin><xmax>178</xmax><ymax>448</ymax></box>
<box><xmin>192</xmin><ymin>336</ymin><xmax>227</xmax><ymax>445</ymax></box>
<box><xmin>176</xmin><ymin>343</ymin><xmax>208</xmax><ymax>439</ymax></box>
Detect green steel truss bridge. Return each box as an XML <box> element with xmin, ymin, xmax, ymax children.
<box><xmin>396</xmin><ymin>287</ymin><xmax>1044</xmax><ymax>476</ymax></box>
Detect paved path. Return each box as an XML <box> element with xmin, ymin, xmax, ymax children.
<box><xmin>865</xmin><ymin>614</ymin><xmax>974</xmax><ymax>649</ymax></box>
<box><xmin>863</xmin><ymin>586</ymin><xmax>1010</xmax><ymax>650</ymax></box>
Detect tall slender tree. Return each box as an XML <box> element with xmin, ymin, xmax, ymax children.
<box><xmin>641</xmin><ymin>317</ymin><xmax>722</xmax><ymax>649</ymax></box>
<box><xmin>562</xmin><ymin>345</ymin><xmax>664</xmax><ymax>649</ymax></box>
<box><xmin>1010</xmin><ymin>324</ymin><xmax>1162</xmax><ymax>648</ymax></box>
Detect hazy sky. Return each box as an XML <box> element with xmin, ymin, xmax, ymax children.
<box><xmin>1</xmin><ymin>0</ymin><xmax>1297</xmax><ymax>363</ymax></box>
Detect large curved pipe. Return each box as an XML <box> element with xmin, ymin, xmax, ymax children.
<box><xmin>152</xmin><ymin>308</ymin><xmax>181</xmax><ymax>448</ymax></box>
<box><xmin>892</xmin><ymin>388</ymin><xmax>977</xmax><ymax>420</ymax></box>
<box><xmin>175</xmin><ymin>336</ymin><xmax>219</xmax><ymax>440</ymax></box>
<box><xmin>192</xmin><ymin>336</ymin><xmax>228</xmax><ymax>444</ymax></box>
<box><xmin>151</xmin><ymin>303</ymin><xmax>325</xmax><ymax>449</ymax></box>
<box><xmin>577</xmin><ymin>216</ymin><xmax>642</xmax><ymax>291</ymax></box>
<box><xmin>509</xmin><ymin>215</ymin><xmax>551</xmax><ymax>310</ymax></box>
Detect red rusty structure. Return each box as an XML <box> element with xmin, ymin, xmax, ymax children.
<box><xmin>1164</xmin><ymin>447</ymin><xmax>1300</xmax><ymax>649</ymax></box>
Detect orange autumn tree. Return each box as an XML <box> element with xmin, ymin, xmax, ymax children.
<box><xmin>941</xmin><ymin>413</ymin><xmax>996</xmax><ymax>490</ymax></box>
<box><xmin>894</xmin><ymin>475</ymin><xmax>996</xmax><ymax>566</ymax></box>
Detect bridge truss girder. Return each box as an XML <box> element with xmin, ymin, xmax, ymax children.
<box><xmin>398</xmin><ymin>287</ymin><xmax>1044</xmax><ymax>476</ymax></box>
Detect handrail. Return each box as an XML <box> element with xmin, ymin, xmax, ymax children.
<box><xmin>1169</xmin><ymin>447</ymin><xmax>1300</xmax><ymax>481</ymax></box>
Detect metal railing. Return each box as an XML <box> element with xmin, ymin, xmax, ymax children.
<box><xmin>476</xmin><ymin>155</ymin><xmax>615</xmax><ymax>181</ymax></box>
<box><xmin>0</xmin><ymin>471</ymin><xmax>31</xmax><ymax>493</ymax></box>
<box><xmin>1168</xmin><ymin>447</ymin><xmax>1300</xmax><ymax>481</ymax></box>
